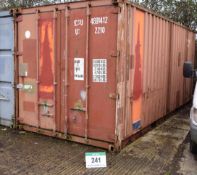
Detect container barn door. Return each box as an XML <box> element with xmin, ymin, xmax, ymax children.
<box><xmin>17</xmin><ymin>11</ymin><xmax>61</xmax><ymax>132</ymax></box>
<box><xmin>64</xmin><ymin>6</ymin><xmax>118</xmax><ymax>143</ymax></box>
<box><xmin>88</xmin><ymin>6</ymin><xmax>118</xmax><ymax>142</ymax></box>
<box><xmin>0</xmin><ymin>12</ymin><xmax>14</xmax><ymax>127</ymax></box>
<box><xmin>37</xmin><ymin>12</ymin><xmax>61</xmax><ymax>131</ymax></box>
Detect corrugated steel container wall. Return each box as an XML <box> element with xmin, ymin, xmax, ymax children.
<box><xmin>14</xmin><ymin>0</ymin><xmax>195</xmax><ymax>150</ymax></box>
<box><xmin>122</xmin><ymin>4</ymin><xmax>195</xmax><ymax>140</ymax></box>
<box><xmin>0</xmin><ymin>11</ymin><xmax>15</xmax><ymax>127</ymax></box>
<box><xmin>167</xmin><ymin>25</ymin><xmax>195</xmax><ymax>112</ymax></box>
<box><xmin>140</xmin><ymin>12</ymin><xmax>171</xmax><ymax>129</ymax></box>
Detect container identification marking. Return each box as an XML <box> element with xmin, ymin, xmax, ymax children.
<box><xmin>73</xmin><ymin>19</ymin><xmax>83</xmax><ymax>36</ymax></box>
<box><xmin>74</xmin><ymin>19</ymin><xmax>83</xmax><ymax>26</ymax></box>
<box><xmin>90</xmin><ymin>17</ymin><xmax>108</xmax><ymax>25</ymax></box>
<box><xmin>90</xmin><ymin>16</ymin><xmax>108</xmax><ymax>35</ymax></box>
<box><xmin>93</xmin><ymin>59</ymin><xmax>107</xmax><ymax>83</ymax></box>
<box><xmin>95</xmin><ymin>27</ymin><xmax>105</xmax><ymax>34</ymax></box>
<box><xmin>74</xmin><ymin>58</ymin><xmax>84</xmax><ymax>80</ymax></box>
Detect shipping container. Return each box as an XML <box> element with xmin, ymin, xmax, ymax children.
<box><xmin>0</xmin><ymin>11</ymin><xmax>15</xmax><ymax>127</ymax></box>
<box><xmin>13</xmin><ymin>0</ymin><xmax>196</xmax><ymax>150</ymax></box>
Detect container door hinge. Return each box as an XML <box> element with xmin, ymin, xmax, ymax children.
<box><xmin>15</xmin><ymin>51</ymin><xmax>23</xmax><ymax>56</ymax></box>
<box><xmin>15</xmin><ymin>16</ymin><xmax>23</xmax><ymax>23</ymax></box>
<box><xmin>109</xmin><ymin>93</ymin><xmax>119</xmax><ymax>100</ymax></box>
<box><xmin>65</xmin><ymin>6</ymin><xmax>70</xmax><ymax>17</ymax></box>
<box><xmin>111</xmin><ymin>7</ymin><xmax>121</xmax><ymax>14</ymax></box>
<box><xmin>111</xmin><ymin>50</ymin><xmax>120</xmax><ymax>58</ymax></box>
<box><xmin>53</xmin><ymin>9</ymin><xmax>58</xmax><ymax>19</ymax></box>
<box><xmin>129</xmin><ymin>95</ymin><xmax>133</xmax><ymax>101</ymax></box>
<box><xmin>86</xmin><ymin>5</ymin><xmax>91</xmax><ymax>16</ymax></box>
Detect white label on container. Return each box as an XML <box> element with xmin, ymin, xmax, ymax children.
<box><xmin>93</xmin><ymin>59</ymin><xmax>107</xmax><ymax>83</ymax></box>
<box><xmin>25</xmin><ymin>30</ymin><xmax>31</xmax><ymax>39</ymax></box>
<box><xmin>74</xmin><ymin>58</ymin><xmax>84</xmax><ymax>80</ymax></box>
<box><xmin>85</xmin><ymin>152</ymin><xmax>107</xmax><ymax>168</ymax></box>
<box><xmin>23</xmin><ymin>84</ymin><xmax>33</xmax><ymax>90</ymax></box>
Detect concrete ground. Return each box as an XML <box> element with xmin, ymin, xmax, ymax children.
<box><xmin>0</xmin><ymin>104</ymin><xmax>196</xmax><ymax>175</ymax></box>
<box><xmin>174</xmin><ymin>134</ymin><xmax>197</xmax><ymax>175</ymax></box>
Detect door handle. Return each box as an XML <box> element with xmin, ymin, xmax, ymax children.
<box><xmin>109</xmin><ymin>93</ymin><xmax>119</xmax><ymax>100</ymax></box>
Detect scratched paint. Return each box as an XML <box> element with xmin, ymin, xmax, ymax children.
<box><xmin>39</xmin><ymin>19</ymin><xmax>54</xmax><ymax>99</ymax></box>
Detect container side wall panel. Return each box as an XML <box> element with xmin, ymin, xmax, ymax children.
<box><xmin>168</xmin><ymin>26</ymin><xmax>194</xmax><ymax>112</ymax></box>
<box><xmin>128</xmin><ymin>10</ymin><xmax>176</xmax><ymax>136</ymax></box>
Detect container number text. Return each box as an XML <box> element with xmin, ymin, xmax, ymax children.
<box><xmin>95</xmin><ymin>27</ymin><xmax>105</xmax><ymax>35</ymax></box>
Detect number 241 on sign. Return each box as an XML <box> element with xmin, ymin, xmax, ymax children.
<box><xmin>85</xmin><ymin>152</ymin><xmax>107</xmax><ymax>168</ymax></box>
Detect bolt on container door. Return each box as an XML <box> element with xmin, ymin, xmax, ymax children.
<box><xmin>0</xmin><ymin>11</ymin><xmax>14</xmax><ymax>127</ymax></box>
<box><xmin>64</xmin><ymin>6</ymin><xmax>118</xmax><ymax>142</ymax></box>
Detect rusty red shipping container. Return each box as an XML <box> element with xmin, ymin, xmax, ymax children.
<box><xmin>13</xmin><ymin>0</ymin><xmax>196</xmax><ymax>150</ymax></box>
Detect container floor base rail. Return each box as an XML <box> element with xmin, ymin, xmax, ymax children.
<box><xmin>18</xmin><ymin>124</ymin><xmax>116</xmax><ymax>151</ymax></box>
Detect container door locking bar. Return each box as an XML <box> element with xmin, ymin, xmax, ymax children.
<box><xmin>38</xmin><ymin>102</ymin><xmax>54</xmax><ymax>117</ymax></box>
<box><xmin>109</xmin><ymin>93</ymin><xmax>119</xmax><ymax>100</ymax></box>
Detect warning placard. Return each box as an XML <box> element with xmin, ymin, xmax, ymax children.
<box><xmin>74</xmin><ymin>58</ymin><xmax>84</xmax><ymax>80</ymax></box>
<box><xmin>93</xmin><ymin>59</ymin><xmax>107</xmax><ymax>83</ymax></box>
